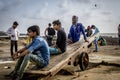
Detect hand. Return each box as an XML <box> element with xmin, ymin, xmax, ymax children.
<box><xmin>67</xmin><ymin>39</ymin><xmax>73</xmax><ymax>44</ymax></box>
<box><xmin>12</xmin><ymin>53</ymin><xmax>19</xmax><ymax>60</ymax></box>
<box><xmin>85</xmin><ymin>39</ymin><xmax>89</xmax><ymax>43</ymax></box>
<box><xmin>11</xmin><ymin>35</ymin><xmax>15</xmax><ymax>37</ymax></box>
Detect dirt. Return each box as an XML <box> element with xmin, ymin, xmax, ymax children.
<box><xmin>0</xmin><ymin>40</ymin><xmax>120</xmax><ymax>80</ymax></box>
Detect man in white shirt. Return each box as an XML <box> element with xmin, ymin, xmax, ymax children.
<box><xmin>7</xmin><ymin>21</ymin><xmax>19</xmax><ymax>59</ymax></box>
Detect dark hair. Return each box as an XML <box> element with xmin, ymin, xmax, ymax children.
<box><xmin>13</xmin><ymin>21</ymin><xmax>19</xmax><ymax>26</ymax></box>
<box><xmin>48</xmin><ymin>23</ymin><xmax>51</xmax><ymax>26</ymax></box>
<box><xmin>91</xmin><ymin>25</ymin><xmax>95</xmax><ymax>28</ymax></box>
<box><xmin>27</xmin><ymin>25</ymin><xmax>40</xmax><ymax>35</ymax></box>
<box><xmin>52</xmin><ymin>20</ymin><xmax>61</xmax><ymax>26</ymax></box>
<box><xmin>72</xmin><ymin>15</ymin><xmax>78</xmax><ymax>19</ymax></box>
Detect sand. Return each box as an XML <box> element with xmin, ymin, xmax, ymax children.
<box><xmin>0</xmin><ymin>39</ymin><xmax>120</xmax><ymax>80</ymax></box>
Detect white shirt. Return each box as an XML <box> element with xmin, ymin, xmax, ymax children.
<box><xmin>6</xmin><ymin>27</ymin><xmax>19</xmax><ymax>41</ymax></box>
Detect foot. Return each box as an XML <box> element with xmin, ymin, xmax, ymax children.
<box><xmin>4</xmin><ymin>71</ymin><xmax>14</xmax><ymax>78</ymax></box>
<box><xmin>12</xmin><ymin>76</ymin><xmax>21</xmax><ymax>80</ymax></box>
<box><xmin>93</xmin><ymin>50</ymin><xmax>98</xmax><ymax>52</ymax></box>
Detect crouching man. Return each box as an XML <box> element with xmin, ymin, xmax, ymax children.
<box><xmin>11</xmin><ymin>25</ymin><xmax>50</xmax><ymax>80</ymax></box>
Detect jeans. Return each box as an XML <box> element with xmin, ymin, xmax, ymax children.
<box><xmin>14</xmin><ymin>53</ymin><xmax>44</xmax><ymax>78</ymax></box>
<box><xmin>11</xmin><ymin>40</ymin><xmax>18</xmax><ymax>56</ymax></box>
<box><xmin>94</xmin><ymin>37</ymin><xmax>99</xmax><ymax>51</ymax></box>
<box><xmin>49</xmin><ymin>47</ymin><xmax>61</xmax><ymax>55</ymax></box>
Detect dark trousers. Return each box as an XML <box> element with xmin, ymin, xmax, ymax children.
<box><xmin>10</xmin><ymin>40</ymin><xmax>18</xmax><ymax>56</ymax></box>
<box><xmin>46</xmin><ymin>36</ymin><xmax>53</xmax><ymax>46</ymax></box>
<box><xmin>119</xmin><ymin>35</ymin><xmax>120</xmax><ymax>46</ymax></box>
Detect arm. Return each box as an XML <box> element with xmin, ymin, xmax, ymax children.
<box><xmin>13</xmin><ymin>39</ymin><xmax>41</xmax><ymax>59</ymax></box>
<box><xmin>6</xmin><ymin>28</ymin><xmax>12</xmax><ymax>37</ymax></box>
<box><xmin>44</xmin><ymin>28</ymin><xmax>48</xmax><ymax>37</ymax></box>
<box><xmin>81</xmin><ymin>25</ymin><xmax>88</xmax><ymax>42</ymax></box>
<box><xmin>67</xmin><ymin>27</ymin><xmax>73</xmax><ymax>43</ymax></box>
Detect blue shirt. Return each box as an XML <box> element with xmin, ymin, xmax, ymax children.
<box><xmin>93</xmin><ymin>27</ymin><xmax>100</xmax><ymax>35</ymax></box>
<box><xmin>92</xmin><ymin>27</ymin><xmax>100</xmax><ymax>40</ymax></box>
<box><xmin>68</xmin><ymin>23</ymin><xmax>87</xmax><ymax>43</ymax></box>
<box><xmin>26</xmin><ymin>36</ymin><xmax>50</xmax><ymax>66</ymax></box>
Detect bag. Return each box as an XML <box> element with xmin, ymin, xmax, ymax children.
<box><xmin>98</xmin><ymin>37</ymin><xmax>107</xmax><ymax>46</ymax></box>
<box><xmin>48</xmin><ymin>28</ymin><xmax>55</xmax><ymax>36</ymax></box>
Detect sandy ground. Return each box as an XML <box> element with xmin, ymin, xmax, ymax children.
<box><xmin>0</xmin><ymin>39</ymin><xmax>120</xmax><ymax>80</ymax></box>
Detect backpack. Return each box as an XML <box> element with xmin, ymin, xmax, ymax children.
<box><xmin>98</xmin><ymin>37</ymin><xmax>107</xmax><ymax>46</ymax></box>
<box><xmin>48</xmin><ymin>27</ymin><xmax>55</xmax><ymax>36</ymax></box>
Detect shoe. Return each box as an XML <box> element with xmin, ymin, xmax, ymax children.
<box><xmin>93</xmin><ymin>50</ymin><xmax>98</xmax><ymax>52</ymax></box>
<box><xmin>12</xmin><ymin>75</ymin><xmax>21</xmax><ymax>80</ymax></box>
<box><xmin>4</xmin><ymin>71</ymin><xmax>14</xmax><ymax>78</ymax></box>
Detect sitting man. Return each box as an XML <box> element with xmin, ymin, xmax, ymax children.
<box><xmin>49</xmin><ymin>20</ymin><xmax>66</xmax><ymax>54</ymax></box>
<box><xmin>10</xmin><ymin>25</ymin><xmax>50</xmax><ymax>80</ymax></box>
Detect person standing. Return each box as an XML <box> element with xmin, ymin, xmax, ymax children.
<box><xmin>7</xmin><ymin>21</ymin><xmax>19</xmax><ymax>59</ymax></box>
<box><xmin>44</xmin><ymin>23</ymin><xmax>56</xmax><ymax>46</ymax></box>
<box><xmin>118</xmin><ymin>24</ymin><xmax>120</xmax><ymax>46</ymax></box>
<box><xmin>91</xmin><ymin>25</ymin><xmax>100</xmax><ymax>52</ymax></box>
<box><xmin>49</xmin><ymin>20</ymin><xmax>66</xmax><ymax>54</ymax></box>
<box><xmin>68</xmin><ymin>15</ymin><xmax>88</xmax><ymax>44</ymax></box>
<box><xmin>85</xmin><ymin>26</ymin><xmax>93</xmax><ymax>37</ymax></box>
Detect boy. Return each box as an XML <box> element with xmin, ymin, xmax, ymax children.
<box><xmin>91</xmin><ymin>25</ymin><xmax>100</xmax><ymax>52</ymax></box>
<box><xmin>11</xmin><ymin>25</ymin><xmax>50</xmax><ymax>80</ymax></box>
<box><xmin>44</xmin><ymin>23</ymin><xmax>56</xmax><ymax>46</ymax></box>
<box><xmin>49</xmin><ymin>20</ymin><xmax>66</xmax><ymax>54</ymax></box>
<box><xmin>7</xmin><ymin>21</ymin><xmax>19</xmax><ymax>59</ymax></box>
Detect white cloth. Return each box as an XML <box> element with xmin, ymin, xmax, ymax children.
<box><xmin>6</xmin><ymin>27</ymin><xmax>19</xmax><ymax>41</ymax></box>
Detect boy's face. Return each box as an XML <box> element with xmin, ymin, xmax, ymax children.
<box><xmin>53</xmin><ymin>24</ymin><xmax>58</xmax><ymax>30</ymax></box>
<box><xmin>28</xmin><ymin>30</ymin><xmax>36</xmax><ymax>38</ymax></box>
<box><xmin>13</xmin><ymin>25</ymin><xmax>17</xmax><ymax>29</ymax></box>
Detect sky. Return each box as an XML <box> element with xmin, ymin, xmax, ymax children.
<box><xmin>0</xmin><ymin>0</ymin><xmax>120</xmax><ymax>35</ymax></box>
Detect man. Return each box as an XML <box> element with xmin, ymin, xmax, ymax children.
<box><xmin>7</xmin><ymin>21</ymin><xmax>19</xmax><ymax>59</ymax></box>
<box><xmin>85</xmin><ymin>26</ymin><xmax>93</xmax><ymax>37</ymax></box>
<box><xmin>44</xmin><ymin>23</ymin><xmax>56</xmax><ymax>46</ymax></box>
<box><xmin>11</xmin><ymin>25</ymin><xmax>50</xmax><ymax>80</ymax></box>
<box><xmin>91</xmin><ymin>25</ymin><xmax>100</xmax><ymax>52</ymax></box>
<box><xmin>68</xmin><ymin>15</ymin><xmax>88</xmax><ymax>44</ymax></box>
<box><xmin>49</xmin><ymin>20</ymin><xmax>66</xmax><ymax>54</ymax></box>
<box><xmin>118</xmin><ymin>24</ymin><xmax>120</xmax><ymax>46</ymax></box>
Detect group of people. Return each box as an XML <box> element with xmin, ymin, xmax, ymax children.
<box><xmin>6</xmin><ymin>15</ymin><xmax>100</xmax><ymax>80</ymax></box>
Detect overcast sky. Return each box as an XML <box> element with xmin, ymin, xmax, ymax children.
<box><xmin>0</xmin><ymin>0</ymin><xmax>119</xmax><ymax>35</ymax></box>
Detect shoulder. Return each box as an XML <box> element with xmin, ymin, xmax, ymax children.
<box><xmin>8</xmin><ymin>27</ymin><xmax>12</xmax><ymax>30</ymax></box>
<box><xmin>77</xmin><ymin>23</ymin><xmax>83</xmax><ymax>26</ymax></box>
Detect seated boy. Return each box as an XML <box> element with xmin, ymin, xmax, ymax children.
<box><xmin>49</xmin><ymin>20</ymin><xmax>66</xmax><ymax>54</ymax></box>
<box><xmin>10</xmin><ymin>25</ymin><xmax>50</xmax><ymax>80</ymax></box>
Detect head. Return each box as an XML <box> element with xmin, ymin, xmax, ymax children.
<box><xmin>87</xmin><ymin>26</ymin><xmax>91</xmax><ymax>29</ymax></box>
<box><xmin>48</xmin><ymin>23</ymin><xmax>51</xmax><ymax>27</ymax></box>
<box><xmin>91</xmin><ymin>25</ymin><xmax>96</xmax><ymax>29</ymax></box>
<box><xmin>12</xmin><ymin>21</ymin><xmax>18</xmax><ymax>29</ymax></box>
<box><xmin>52</xmin><ymin>20</ymin><xmax>61</xmax><ymax>30</ymax></box>
<box><xmin>27</xmin><ymin>25</ymin><xmax>40</xmax><ymax>38</ymax></box>
<box><xmin>72</xmin><ymin>15</ymin><xmax>78</xmax><ymax>25</ymax></box>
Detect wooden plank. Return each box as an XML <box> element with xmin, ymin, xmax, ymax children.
<box><xmin>25</xmin><ymin>33</ymin><xmax>100</xmax><ymax>76</ymax></box>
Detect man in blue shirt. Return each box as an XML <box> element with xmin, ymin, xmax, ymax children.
<box><xmin>68</xmin><ymin>15</ymin><xmax>88</xmax><ymax>43</ymax></box>
<box><xmin>11</xmin><ymin>25</ymin><xmax>50</xmax><ymax>80</ymax></box>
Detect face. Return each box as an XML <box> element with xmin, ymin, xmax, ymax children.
<box><xmin>13</xmin><ymin>25</ymin><xmax>17</xmax><ymax>29</ymax></box>
<box><xmin>28</xmin><ymin>30</ymin><xmax>35</xmax><ymax>38</ymax></box>
<box><xmin>53</xmin><ymin>24</ymin><xmax>58</xmax><ymax>30</ymax></box>
<box><xmin>72</xmin><ymin>16</ymin><xmax>78</xmax><ymax>25</ymax></box>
